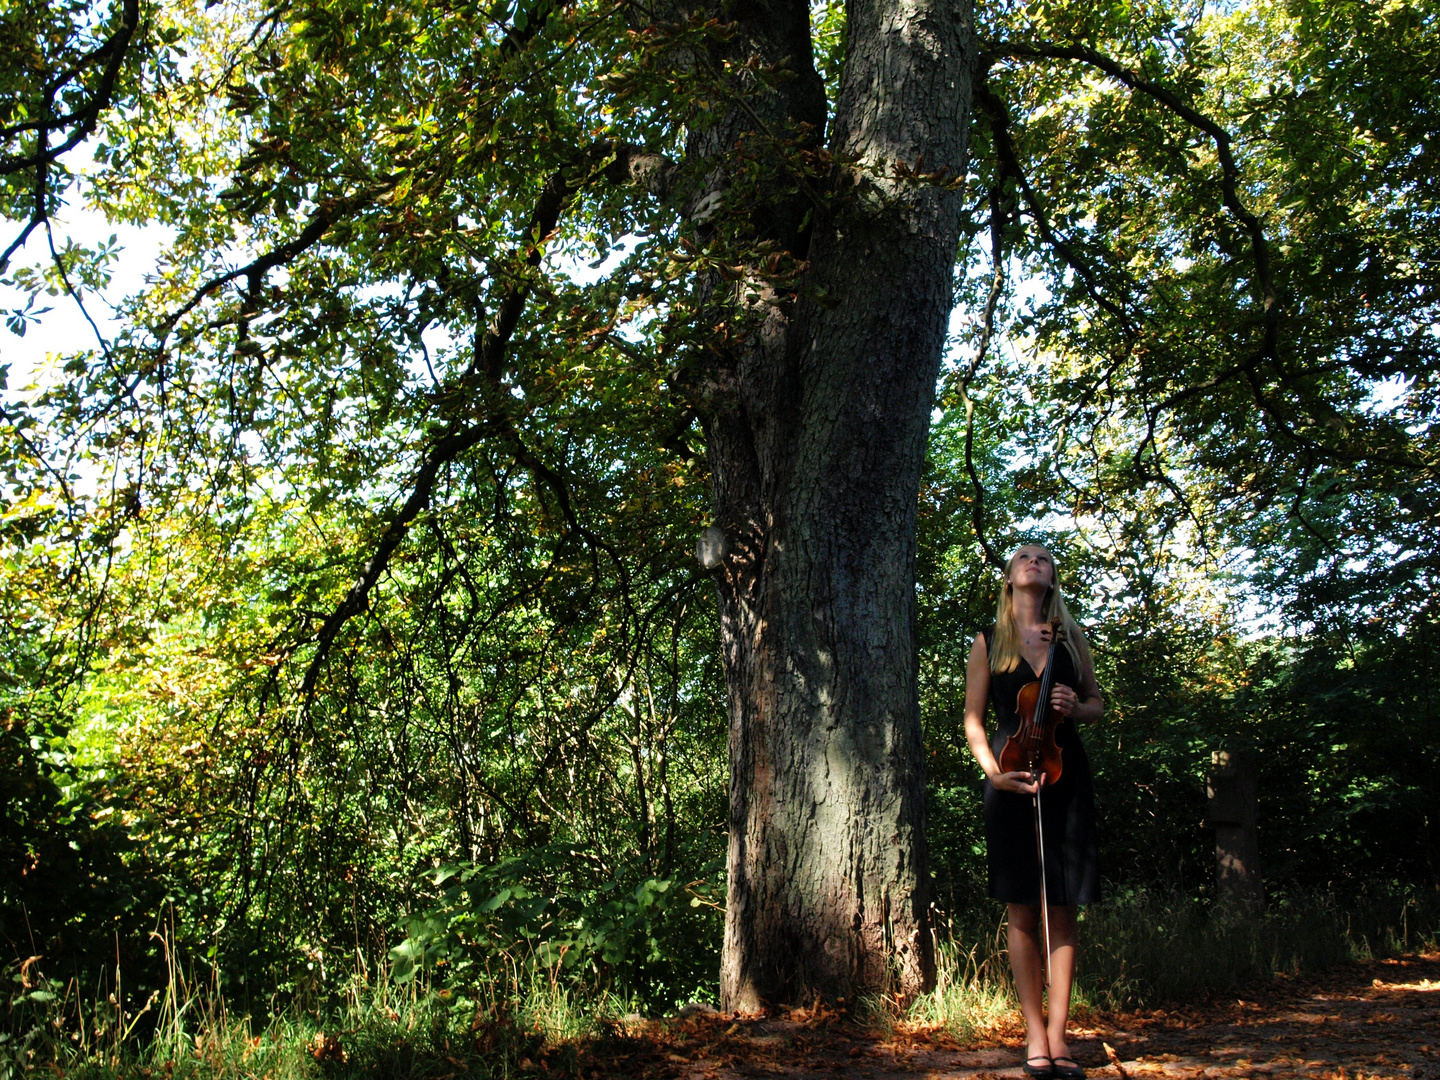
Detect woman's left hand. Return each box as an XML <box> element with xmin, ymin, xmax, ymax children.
<box><xmin>1050</xmin><ymin>684</ymin><xmax>1079</xmax><ymax>717</ymax></box>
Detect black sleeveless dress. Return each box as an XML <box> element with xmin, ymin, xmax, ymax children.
<box><xmin>981</xmin><ymin>625</ymin><xmax>1101</xmax><ymax>906</ymax></box>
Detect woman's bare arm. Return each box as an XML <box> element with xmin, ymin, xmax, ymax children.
<box><xmin>964</xmin><ymin>632</ymin><xmax>1039</xmax><ymax>794</ymax></box>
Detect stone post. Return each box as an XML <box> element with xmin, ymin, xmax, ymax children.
<box><xmin>1206</xmin><ymin>749</ymin><xmax>1263</xmax><ymax>912</ymax></box>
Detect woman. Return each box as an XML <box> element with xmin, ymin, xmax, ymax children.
<box><xmin>963</xmin><ymin>545</ymin><xmax>1104</xmax><ymax>1080</ymax></box>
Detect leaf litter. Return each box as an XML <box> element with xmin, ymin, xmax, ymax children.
<box><xmin>557</xmin><ymin>953</ymin><xmax>1439</xmax><ymax>1080</ymax></box>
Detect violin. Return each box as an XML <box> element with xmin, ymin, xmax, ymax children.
<box><xmin>998</xmin><ymin>619</ymin><xmax>1066</xmax><ymax>786</ymax></box>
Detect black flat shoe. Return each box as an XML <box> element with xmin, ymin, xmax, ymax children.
<box><xmin>1022</xmin><ymin>1057</ymin><xmax>1055</xmax><ymax>1078</ymax></box>
<box><xmin>1051</xmin><ymin>1056</ymin><xmax>1085</xmax><ymax>1080</ymax></box>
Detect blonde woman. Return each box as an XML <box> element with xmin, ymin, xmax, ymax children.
<box><xmin>963</xmin><ymin>545</ymin><xmax>1104</xmax><ymax>1080</ymax></box>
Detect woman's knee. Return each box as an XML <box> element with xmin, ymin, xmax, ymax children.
<box><xmin>1046</xmin><ymin>906</ymin><xmax>1079</xmax><ymax>945</ymax></box>
<box><xmin>1007</xmin><ymin>903</ymin><xmax>1041</xmax><ymax>932</ymax></box>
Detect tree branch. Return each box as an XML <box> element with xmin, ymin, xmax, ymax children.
<box><xmin>990</xmin><ymin>40</ymin><xmax>1279</xmax><ymax>363</ymax></box>
<box><xmin>152</xmin><ymin>202</ymin><xmax>348</xmax><ymax>344</ymax></box>
<box><xmin>298</xmin><ymin>422</ymin><xmax>492</xmax><ymax>697</ymax></box>
<box><xmin>0</xmin><ymin>0</ymin><xmax>141</xmax><ymax>176</ymax></box>
<box><xmin>156</xmin><ymin>142</ymin><xmax>673</xmax><ymax>349</ymax></box>
<box><xmin>955</xmin><ymin>89</ymin><xmax>1016</xmax><ymax>573</ymax></box>
<box><xmin>972</xmin><ymin>76</ymin><xmax>1134</xmax><ymax>334</ymax></box>
<box><xmin>985</xmin><ymin>45</ymin><xmax>1412</xmax><ymax>489</ymax></box>
<box><xmin>297</xmin><ymin>140</ymin><xmax>662</xmax><ymax>696</ymax></box>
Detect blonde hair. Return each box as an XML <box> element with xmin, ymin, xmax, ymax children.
<box><xmin>989</xmin><ymin>545</ymin><xmax>1093</xmax><ymax>676</ymax></box>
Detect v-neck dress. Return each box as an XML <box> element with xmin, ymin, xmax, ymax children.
<box><xmin>981</xmin><ymin>625</ymin><xmax>1101</xmax><ymax>906</ymax></box>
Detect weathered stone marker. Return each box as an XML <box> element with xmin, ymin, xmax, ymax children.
<box><xmin>1207</xmin><ymin>749</ymin><xmax>1263</xmax><ymax>911</ymax></box>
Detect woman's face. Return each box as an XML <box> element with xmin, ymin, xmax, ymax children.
<box><xmin>1007</xmin><ymin>546</ymin><xmax>1056</xmax><ymax>592</ymax></box>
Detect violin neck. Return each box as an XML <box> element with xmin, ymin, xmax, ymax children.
<box><xmin>1031</xmin><ymin>633</ymin><xmax>1060</xmax><ymax>726</ymax></box>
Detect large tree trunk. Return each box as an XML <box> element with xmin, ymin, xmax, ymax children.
<box><xmin>689</xmin><ymin>0</ymin><xmax>978</xmax><ymax>1010</ymax></box>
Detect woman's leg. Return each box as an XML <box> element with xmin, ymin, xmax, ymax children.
<box><xmin>1045</xmin><ymin>905</ymin><xmax>1079</xmax><ymax>1063</ymax></box>
<box><xmin>1006</xmin><ymin>903</ymin><xmax>1050</xmax><ymax>1063</ymax></box>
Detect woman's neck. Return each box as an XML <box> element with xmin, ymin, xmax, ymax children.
<box><xmin>1011</xmin><ymin>587</ymin><xmax>1048</xmax><ymax>628</ymax></box>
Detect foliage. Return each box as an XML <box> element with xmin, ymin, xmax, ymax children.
<box><xmin>1</xmin><ymin>953</ymin><xmax>603</xmax><ymax>1080</ymax></box>
<box><xmin>1074</xmin><ymin>884</ymin><xmax>1440</xmax><ymax>1007</ymax></box>
<box><xmin>0</xmin><ymin>0</ymin><xmax>1437</xmax><ymax>1036</ymax></box>
<box><xmin>390</xmin><ymin>844</ymin><xmax>724</xmax><ymax>1012</ymax></box>
<box><xmin>0</xmin><ymin>705</ymin><xmax>166</xmax><ymax>1002</ymax></box>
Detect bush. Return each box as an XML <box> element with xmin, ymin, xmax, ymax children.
<box><xmin>0</xmin><ymin>709</ymin><xmax>164</xmax><ymax>992</ymax></box>
<box><xmin>390</xmin><ymin>844</ymin><xmax>724</xmax><ymax>1013</ymax></box>
<box><xmin>1076</xmin><ymin>885</ymin><xmax>1440</xmax><ymax>1007</ymax></box>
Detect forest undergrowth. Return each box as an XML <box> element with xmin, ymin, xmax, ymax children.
<box><xmin>6</xmin><ymin>888</ymin><xmax>1434</xmax><ymax>1080</ymax></box>
<box><xmin>6</xmin><ymin>0</ymin><xmax>1440</xmax><ymax>1072</ymax></box>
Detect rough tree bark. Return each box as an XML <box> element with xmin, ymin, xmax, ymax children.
<box><xmin>678</xmin><ymin>0</ymin><xmax>979</xmax><ymax>1009</ymax></box>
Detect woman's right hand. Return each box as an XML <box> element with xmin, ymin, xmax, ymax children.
<box><xmin>991</xmin><ymin>769</ymin><xmax>1041</xmax><ymax>795</ymax></box>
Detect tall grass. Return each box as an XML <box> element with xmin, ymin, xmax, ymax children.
<box><xmin>1077</xmin><ymin>887</ymin><xmax>1439</xmax><ymax>1007</ymax></box>
<box><xmin>2</xmin><ymin>947</ymin><xmax>631</xmax><ymax>1080</ymax></box>
<box><xmin>902</xmin><ymin>886</ymin><xmax>1440</xmax><ymax>1033</ymax></box>
<box><xmin>1075</xmin><ymin>892</ymin><xmax>1351</xmax><ymax>1007</ymax></box>
<box><xmin>901</xmin><ymin>934</ymin><xmax>1015</xmax><ymax>1039</ymax></box>
<box><xmin>6</xmin><ymin>888</ymin><xmax>1434</xmax><ymax>1077</ymax></box>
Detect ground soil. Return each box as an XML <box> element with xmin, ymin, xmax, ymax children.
<box><xmin>576</xmin><ymin>953</ymin><xmax>1439</xmax><ymax>1080</ymax></box>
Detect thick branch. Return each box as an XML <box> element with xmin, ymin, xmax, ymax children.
<box><xmin>604</xmin><ymin>147</ymin><xmax>680</xmax><ymax>199</ymax></box>
<box><xmin>158</xmin><ymin>142</ymin><xmax>672</xmax><ymax>348</ymax></box>
<box><xmin>992</xmin><ymin>40</ymin><xmax>1279</xmax><ymax>361</ymax></box>
<box><xmin>973</xmin><ymin>76</ymin><xmax>1133</xmax><ymax>333</ymax></box>
<box><xmin>298</xmin><ymin>141</ymin><xmax>661</xmax><ymax>695</ymax></box>
<box><xmin>153</xmin><ymin>203</ymin><xmax>346</xmax><ymax>343</ymax></box>
<box><xmin>299</xmin><ymin>422</ymin><xmax>490</xmax><ymax>696</ymax></box>
<box><xmin>956</xmin><ymin>98</ymin><xmax>1015</xmax><ymax>573</ymax></box>
<box><xmin>985</xmin><ymin>45</ymin><xmax>1382</xmax><ymax>484</ymax></box>
<box><xmin>0</xmin><ymin>0</ymin><xmax>141</xmax><ymax>176</ymax></box>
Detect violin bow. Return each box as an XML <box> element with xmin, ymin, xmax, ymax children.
<box><xmin>1034</xmin><ymin>776</ymin><xmax>1052</xmax><ymax>987</ymax></box>
<box><xmin>1031</xmin><ymin>620</ymin><xmax>1063</xmax><ymax>987</ymax></box>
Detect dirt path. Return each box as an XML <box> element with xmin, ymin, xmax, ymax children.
<box><xmin>584</xmin><ymin>953</ymin><xmax>1439</xmax><ymax>1080</ymax></box>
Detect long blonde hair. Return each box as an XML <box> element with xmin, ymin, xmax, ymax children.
<box><xmin>990</xmin><ymin>545</ymin><xmax>1093</xmax><ymax>675</ymax></box>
